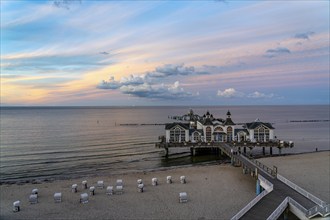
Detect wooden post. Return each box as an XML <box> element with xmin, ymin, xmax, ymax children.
<box><xmin>190</xmin><ymin>148</ymin><xmax>193</xmax><ymax>156</ymax></box>
<box><xmin>244</xmin><ymin>147</ymin><xmax>246</xmax><ymax>154</ymax></box>
<box><xmin>270</xmin><ymin>147</ymin><xmax>273</xmax><ymax>155</ymax></box>
<box><xmin>165</xmin><ymin>148</ymin><xmax>169</xmax><ymax>157</ymax></box>
<box><xmin>262</xmin><ymin>147</ymin><xmax>265</xmax><ymax>155</ymax></box>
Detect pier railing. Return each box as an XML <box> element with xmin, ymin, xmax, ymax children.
<box><xmin>240</xmin><ymin>154</ymin><xmax>276</xmax><ymax>178</ymax></box>
<box><xmin>277</xmin><ymin>174</ymin><xmax>327</xmax><ymax>207</ymax></box>
<box><xmin>231</xmin><ymin>175</ymin><xmax>274</xmax><ymax>220</ymax></box>
<box><xmin>266</xmin><ymin>197</ymin><xmax>290</xmax><ymax>220</ymax></box>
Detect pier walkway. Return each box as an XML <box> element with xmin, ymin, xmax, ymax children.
<box><xmin>156</xmin><ymin>141</ymin><xmax>330</xmax><ymax>219</ymax></box>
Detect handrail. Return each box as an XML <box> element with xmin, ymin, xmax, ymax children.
<box><xmin>231</xmin><ymin>190</ymin><xmax>269</xmax><ymax>220</ymax></box>
<box><xmin>277</xmin><ymin>174</ymin><xmax>327</xmax><ymax>207</ymax></box>
<box><xmin>267</xmin><ymin>197</ymin><xmax>289</xmax><ymax>220</ymax></box>
<box><xmin>288</xmin><ymin>197</ymin><xmax>308</xmax><ymax>215</ymax></box>
<box><xmin>258</xmin><ymin>175</ymin><xmax>273</xmax><ymax>192</ymax></box>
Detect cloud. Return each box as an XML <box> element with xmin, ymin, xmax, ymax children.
<box><xmin>247</xmin><ymin>91</ymin><xmax>275</xmax><ymax>99</ymax></box>
<box><xmin>217</xmin><ymin>88</ymin><xmax>244</xmax><ymax>98</ymax></box>
<box><xmin>52</xmin><ymin>0</ymin><xmax>81</xmax><ymax>9</ymax></box>
<box><xmin>294</xmin><ymin>31</ymin><xmax>315</xmax><ymax>40</ymax></box>
<box><xmin>97</xmin><ymin>76</ymin><xmax>122</xmax><ymax>89</ymax></box>
<box><xmin>146</xmin><ymin>63</ymin><xmax>209</xmax><ymax>78</ymax></box>
<box><xmin>120</xmin><ymin>81</ymin><xmax>196</xmax><ymax>99</ymax></box>
<box><xmin>99</xmin><ymin>51</ymin><xmax>109</xmax><ymax>55</ymax></box>
<box><xmin>265</xmin><ymin>47</ymin><xmax>291</xmax><ymax>58</ymax></box>
<box><xmin>217</xmin><ymin>88</ymin><xmax>276</xmax><ymax>99</ymax></box>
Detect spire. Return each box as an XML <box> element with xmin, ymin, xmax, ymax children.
<box><xmin>227</xmin><ymin>110</ymin><xmax>231</xmax><ymax>118</ymax></box>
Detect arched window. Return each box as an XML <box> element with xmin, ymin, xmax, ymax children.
<box><xmin>170</xmin><ymin>126</ymin><xmax>186</xmax><ymax>142</ymax></box>
<box><xmin>254</xmin><ymin>126</ymin><xmax>269</xmax><ymax>142</ymax></box>
<box><xmin>206</xmin><ymin>126</ymin><xmax>212</xmax><ymax>142</ymax></box>
<box><xmin>227</xmin><ymin>126</ymin><xmax>233</xmax><ymax>142</ymax></box>
<box><xmin>193</xmin><ymin>132</ymin><xmax>201</xmax><ymax>142</ymax></box>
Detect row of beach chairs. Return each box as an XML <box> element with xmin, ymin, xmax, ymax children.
<box><xmin>12</xmin><ymin>176</ymin><xmax>188</xmax><ymax>212</ymax></box>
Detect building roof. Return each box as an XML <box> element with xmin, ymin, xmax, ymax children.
<box><xmin>234</xmin><ymin>128</ymin><xmax>249</xmax><ymax>136</ymax></box>
<box><xmin>223</xmin><ymin>117</ymin><xmax>235</xmax><ymax>126</ymax></box>
<box><xmin>244</xmin><ymin>122</ymin><xmax>275</xmax><ymax>130</ymax></box>
<box><xmin>165</xmin><ymin>123</ymin><xmax>190</xmax><ymax>130</ymax></box>
<box><xmin>202</xmin><ymin>118</ymin><xmax>214</xmax><ymax>126</ymax></box>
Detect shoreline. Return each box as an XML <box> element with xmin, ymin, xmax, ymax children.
<box><xmin>1</xmin><ymin>149</ymin><xmax>328</xmax><ymax>186</ymax></box>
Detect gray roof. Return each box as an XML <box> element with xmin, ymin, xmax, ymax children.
<box><xmin>165</xmin><ymin>123</ymin><xmax>190</xmax><ymax>130</ymax></box>
<box><xmin>234</xmin><ymin>128</ymin><xmax>249</xmax><ymax>136</ymax></box>
<box><xmin>244</xmin><ymin>122</ymin><xmax>274</xmax><ymax>130</ymax></box>
<box><xmin>223</xmin><ymin>117</ymin><xmax>235</xmax><ymax>126</ymax></box>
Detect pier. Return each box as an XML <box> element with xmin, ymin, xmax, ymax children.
<box><xmin>155</xmin><ymin>141</ymin><xmax>330</xmax><ymax>219</ymax></box>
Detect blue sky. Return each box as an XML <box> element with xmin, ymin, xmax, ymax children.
<box><xmin>1</xmin><ymin>0</ymin><xmax>329</xmax><ymax>106</ymax></box>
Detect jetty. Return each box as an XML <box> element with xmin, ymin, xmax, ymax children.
<box><xmin>155</xmin><ymin>109</ymin><xmax>330</xmax><ymax>219</ymax></box>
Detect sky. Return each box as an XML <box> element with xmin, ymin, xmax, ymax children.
<box><xmin>1</xmin><ymin>0</ymin><xmax>329</xmax><ymax>106</ymax></box>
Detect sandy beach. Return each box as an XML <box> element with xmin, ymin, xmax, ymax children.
<box><xmin>1</xmin><ymin>151</ymin><xmax>329</xmax><ymax>220</ymax></box>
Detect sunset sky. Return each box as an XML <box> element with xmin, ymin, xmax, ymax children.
<box><xmin>1</xmin><ymin>0</ymin><xmax>329</xmax><ymax>106</ymax></box>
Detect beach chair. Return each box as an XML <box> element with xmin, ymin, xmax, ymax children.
<box><xmin>106</xmin><ymin>186</ymin><xmax>114</xmax><ymax>195</ymax></box>
<box><xmin>13</xmin><ymin>201</ymin><xmax>20</xmax><ymax>212</ymax></box>
<box><xmin>89</xmin><ymin>186</ymin><xmax>95</xmax><ymax>195</ymax></box>
<box><xmin>80</xmin><ymin>193</ymin><xmax>89</xmax><ymax>204</ymax></box>
<box><xmin>29</xmin><ymin>194</ymin><xmax>38</xmax><ymax>204</ymax></box>
<box><xmin>137</xmin><ymin>179</ymin><xmax>143</xmax><ymax>184</ymax></box>
<box><xmin>138</xmin><ymin>183</ymin><xmax>144</xmax><ymax>192</ymax></box>
<box><xmin>180</xmin><ymin>176</ymin><xmax>186</xmax><ymax>184</ymax></box>
<box><xmin>179</xmin><ymin>192</ymin><xmax>188</xmax><ymax>203</ymax></box>
<box><xmin>82</xmin><ymin>180</ymin><xmax>88</xmax><ymax>189</ymax></box>
<box><xmin>54</xmin><ymin>192</ymin><xmax>62</xmax><ymax>203</ymax></box>
<box><xmin>152</xmin><ymin>178</ymin><xmax>158</xmax><ymax>186</ymax></box>
<box><xmin>72</xmin><ymin>184</ymin><xmax>78</xmax><ymax>193</ymax></box>
<box><xmin>116</xmin><ymin>179</ymin><xmax>123</xmax><ymax>187</ymax></box>
<box><xmin>166</xmin><ymin>176</ymin><xmax>172</xmax><ymax>184</ymax></box>
<box><xmin>32</xmin><ymin>188</ymin><xmax>38</xmax><ymax>195</ymax></box>
<box><xmin>116</xmin><ymin>185</ymin><xmax>123</xmax><ymax>194</ymax></box>
<box><xmin>97</xmin><ymin>180</ymin><xmax>104</xmax><ymax>189</ymax></box>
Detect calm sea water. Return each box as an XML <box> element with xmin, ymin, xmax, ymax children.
<box><xmin>0</xmin><ymin>106</ymin><xmax>329</xmax><ymax>183</ymax></box>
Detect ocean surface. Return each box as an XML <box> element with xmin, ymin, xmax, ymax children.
<box><xmin>0</xmin><ymin>106</ymin><xmax>329</xmax><ymax>183</ymax></box>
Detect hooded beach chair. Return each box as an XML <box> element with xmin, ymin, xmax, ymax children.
<box><xmin>54</xmin><ymin>192</ymin><xmax>62</xmax><ymax>203</ymax></box>
<box><xmin>106</xmin><ymin>186</ymin><xmax>114</xmax><ymax>195</ymax></box>
<box><xmin>82</xmin><ymin>180</ymin><xmax>88</xmax><ymax>189</ymax></box>
<box><xmin>89</xmin><ymin>186</ymin><xmax>95</xmax><ymax>195</ymax></box>
<box><xmin>72</xmin><ymin>184</ymin><xmax>78</xmax><ymax>193</ymax></box>
<box><xmin>80</xmin><ymin>193</ymin><xmax>88</xmax><ymax>204</ymax></box>
<box><xmin>179</xmin><ymin>192</ymin><xmax>188</xmax><ymax>203</ymax></box>
<box><xmin>97</xmin><ymin>180</ymin><xmax>104</xmax><ymax>189</ymax></box>
<box><xmin>138</xmin><ymin>183</ymin><xmax>144</xmax><ymax>192</ymax></box>
<box><xmin>32</xmin><ymin>188</ymin><xmax>38</xmax><ymax>195</ymax></box>
<box><xmin>116</xmin><ymin>185</ymin><xmax>123</xmax><ymax>194</ymax></box>
<box><xmin>166</xmin><ymin>176</ymin><xmax>172</xmax><ymax>184</ymax></box>
<box><xmin>13</xmin><ymin>201</ymin><xmax>20</xmax><ymax>212</ymax></box>
<box><xmin>137</xmin><ymin>179</ymin><xmax>143</xmax><ymax>184</ymax></box>
<box><xmin>152</xmin><ymin>178</ymin><xmax>158</xmax><ymax>186</ymax></box>
<box><xmin>29</xmin><ymin>194</ymin><xmax>38</xmax><ymax>204</ymax></box>
<box><xmin>180</xmin><ymin>176</ymin><xmax>186</xmax><ymax>184</ymax></box>
<box><xmin>116</xmin><ymin>179</ymin><xmax>123</xmax><ymax>186</ymax></box>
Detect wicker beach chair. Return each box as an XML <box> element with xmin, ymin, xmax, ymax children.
<box><xmin>29</xmin><ymin>194</ymin><xmax>38</xmax><ymax>204</ymax></box>
<box><xmin>89</xmin><ymin>186</ymin><xmax>95</xmax><ymax>195</ymax></box>
<box><xmin>97</xmin><ymin>180</ymin><xmax>104</xmax><ymax>189</ymax></box>
<box><xmin>72</xmin><ymin>184</ymin><xmax>78</xmax><ymax>193</ymax></box>
<box><xmin>54</xmin><ymin>192</ymin><xmax>62</xmax><ymax>203</ymax></box>
<box><xmin>32</xmin><ymin>188</ymin><xmax>38</xmax><ymax>195</ymax></box>
<box><xmin>166</xmin><ymin>176</ymin><xmax>172</xmax><ymax>184</ymax></box>
<box><xmin>82</xmin><ymin>180</ymin><xmax>88</xmax><ymax>189</ymax></box>
<box><xmin>13</xmin><ymin>201</ymin><xmax>20</xmax><ymax>212</ymax></box>
<box><xmin>138</xmin><ymin>183</ymin><xmax>144</xmax><ymax>192</ymax></box>
<box><xmin>116</xmin><ymin>185</ymin><xmax>123</xmax><ymax>194</ymax></box>
<box><xmin>80</xmin><ymin>193</ymin><xmax>88</xmax><ymax>204</ymax></box>
<box><xmin>180</xmin><ymin>176</ymin><xmax>186</xmax><ymax>184</ymax></box>
<box><xmin>179</xmin><ymin>192</ymin><xmax>188</xmax><ymax>203</ymax></box>
<box><xmin>116</xmin><ymin>179</ymin><xmax>123</xmax><ymax>186</ymax></box>
<box><xmin>137</xmin><ymin>179</ymin><xmax>143</xmax><ymax>184</ymax></box>
<box><xmin>106</xmin><ymin>186</ymin><xmax>114</xmax><ymax>195</ymax></box>
<box><xmin>152</xmin><ymin>178</ymin><xmax>158</xmax><ymax>186</ymax></box>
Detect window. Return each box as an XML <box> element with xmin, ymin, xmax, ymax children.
<box><xmin>170</xmin><ymin>126</ymin><xmax>185</xmax><ymax>142</ymax></box>
<box><xmin>254</xmin><ymin>126</ymin><xmax>270</xmax><ymax>142</ymax></box>
<box><xmin>206</xmin><ymin>126</ymin><xmax>212</xmax><ymax>142</ymax></box>
<box><xmin>193</xmin><ymin>132</ymin><xmax>201</xmax><ymax>142</ymax></box>
<box><xmin>227</xmin><ymin>126</ymin><xmax>233</xmax><ymax>142</ymax></box>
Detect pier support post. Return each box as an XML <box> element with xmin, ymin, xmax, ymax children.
<box><xmin>243</xmin><ymin>147</ymin><xmax>246</xmax><ymax>154</ymax></box>
<box><xmin>256</xmin><ymin>179</ymin><xmax>261</xmax><ymax>195</ymax></box>
<box><xmin>262</xmin><ymin>147</ymin><xmax>265</xmax><ymax>155</ymax></box>
<box><xmin>165</xmin><ymin>148</ymin><xmax>169</xmax><ymax>157</ymax></box>
<box><xmin>278</xmin><ymin>147</ymin><xmax>282</xmax><ymax>155</ymax></box>
<box><xmin>270</xmin><ymin>147</ymin><xmax>273</xmax><ymax>155</ymax></box>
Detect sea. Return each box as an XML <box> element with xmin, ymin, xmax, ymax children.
<box><xmin>0</xmin><ymin>105</ymin><xmax>329</xmax><ymax>184</ymax></box>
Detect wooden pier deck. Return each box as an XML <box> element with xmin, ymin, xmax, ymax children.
<box><xmin>156</xmin><ymin>141</ymin><xmax>329</xmax><ymax>219</ymax></box>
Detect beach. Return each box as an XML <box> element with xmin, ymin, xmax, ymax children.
<box><xmin>1</xmin><ymin>151</ymin><xmax>329</xmax><ymax>220</ymax></box>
